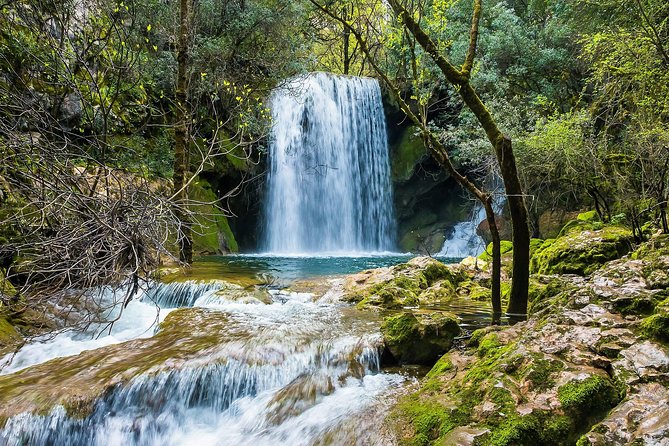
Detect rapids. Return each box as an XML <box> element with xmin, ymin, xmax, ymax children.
<box><xmin>0</xmin><ymin>278</ymin><xmax>409</xmax><ymax>446</ymax></box>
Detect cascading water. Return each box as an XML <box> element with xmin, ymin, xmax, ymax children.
<box><xmin>437</xmin><ymin>201</ymin><xmax>488</xmax><ymax>258</ymax></box>
<box><xmin>0</xmin><ymin>281</ymin><xmax>407</xmax><ymax>446</ymax></box>
<box><xmin>262</xmin><ymin>72</ymin><xmax>395</xmax><ymax>254</ymax></box>
<box><xmin>438</xmin><ymin>188</ymin><xmax>506</xmax><ymax>258</ymax></box>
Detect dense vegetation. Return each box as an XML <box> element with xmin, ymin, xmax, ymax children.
<box><xmin>0</xmin><ymin>0</ymin><xmax>667</xmax><ymax>325</ymax></box>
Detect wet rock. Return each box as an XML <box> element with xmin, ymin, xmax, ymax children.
<box><xmin>580</xmin><ymin>383</ymin><xmax>669</xmax><ymax>446</ymax></box>
<box><xmin>616</xmin><ymin>341</ymin><xmax>669</xmax><ymax>383</ymax></box>
<box><xmin>0</xmin><ymin>308</ymin><xmax>236</xmax><ymax>421</ymax></box>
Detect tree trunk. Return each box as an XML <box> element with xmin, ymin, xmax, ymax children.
<box><xmin>174</xmin><ymin>0</ymin><xmax>193</xmax><ymax>264</ymax></box>
<box><xmin>483</xmin><ymin>198</ymin><xmax>502</xmax><ymax>324</ymax></box>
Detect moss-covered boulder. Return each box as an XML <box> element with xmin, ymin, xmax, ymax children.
<box><xmin>381</xmin><ymin>312</ymin><xmax>460</xmax><ymax>364</ymax></box>
<box><xmin>342</xmin><ymin>257</ymin><xmax>472</xmax><ymax>309</ymax></box>
<box><xmin>530</xmin><ymin>222</ymin><xmax>634</xmax><ymax>275</ymax></box>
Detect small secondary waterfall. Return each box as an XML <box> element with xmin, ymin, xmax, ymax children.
<box><xmin>438</xmin><ymin>187</ymin><xmax>506</xmax><ymax>258</ymax></box>
<box><xmin>262</xmin><ymin>72</ymin><xmax>395</xmax><ymax>254</ymax></box>
<box><xmin>438</xmin><ymin>202</ymin><xmax>488</xmax><ymax>258</ymax></box>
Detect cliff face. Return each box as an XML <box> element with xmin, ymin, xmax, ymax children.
<box><xmin>387</xmin><ymin>123</ymin><xmax>471</xmax><ymax>254</ymax></box>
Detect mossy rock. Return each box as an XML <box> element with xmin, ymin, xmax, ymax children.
<box><xmin>457</xmin><ymin>280</ymin><xmax>492</xmax><ymax>301</ymax></box>
<box><xmin>530</xmin><ymin>224</ymin><xmax>634</xmax><ymax>276</ymax></box>
<box><xmin>391</xmin><ymin>125</ymin><xmax>427</xmax><ymax>182</ymax></box>
<box><xmin>381</xmin><ymin>312</ymin><xmax>460</xmax><ymax>365</ymax></box>
<box><xmin>0</xmin><ymin>314</ymin><xmax>20</xmax><ymax>349</ymax></box>
<box><xmin>189</xmin><ymin>178</ymin><xmax>239</xmax><ymax>254</ymax></box>
<box><xmin>349</xmin><ymin>257</ymin><xmax>469</xmax><ymax>310</ymax></box>
<box><xmin>557</xmin><ymin>375</ymin><xmax>622</xmax><ymax>418</ymax></box>
<box><xmin>478</xmin><ymin>240</ymin><xmax>514</xmax><ymax>262</ymax></box>
<box><xmin>640</xmin><ymin>313</ymin><xmax>669</xmax><ymax>343</ymax></box>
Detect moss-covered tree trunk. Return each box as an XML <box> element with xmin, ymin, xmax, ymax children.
<box><xmin>483</xmin><ymin>198</ymin><xmax>502</xmax><ymax>323</ymax></box>
<box><xmin>174</xmin><ymin>0</ymin><xmax>193</xmax><ymax>264</ymax></box>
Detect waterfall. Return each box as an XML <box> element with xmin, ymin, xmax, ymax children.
<box><xmin>438</xmin><ymin>202</ymin><xmax>488</xmax><ymax>257</ymax></box>
<box><xmin>438</xmin><ymin>187</ymin><xmax>506</xmax><ymax>258</ymax></box>
<box><xmin>262</xmin><ymin>72</ymin><xmax>395</xmax><ymax>254</ymax></box>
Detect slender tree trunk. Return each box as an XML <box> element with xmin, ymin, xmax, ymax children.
<box><xmin>174</xmin><ymin>0</ymin><xmax>193</xmax><ymax>264</ymax></box>
<box><xmin>342</xmin><ymin>7</ymin><xmax>351</xmax><ymax>75</ymax></box>
<box><xmin>484</xmin><ymin>198</ymin><xmax>502</xmax><ymax>324</ymax></box>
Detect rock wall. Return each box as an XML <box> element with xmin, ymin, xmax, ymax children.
<box><xmin>387</xmin><ymin>123</ymin><xmax>473</xmax><ymax>254</ymax></box>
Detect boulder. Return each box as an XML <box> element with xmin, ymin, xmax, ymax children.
<box><xmin>530</xmin><ymin>222</ymin><xmax>634</xmax><ymax>275</ymax></box>
<box><xmin>381</xmin><ymin>311</ymin><xmax>460</xmax><ymax>364</ymax></box>
<box><xmin>342</xmin><ymin>257</ymin><xmax>473</xmax><ymax>309</ymax></box>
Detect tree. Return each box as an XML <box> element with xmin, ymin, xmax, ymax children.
<box><xmin>310</xmin><ymin>0</ymin><xmax>531</xmax><ymax>320</ymax></box>
<box><xmin>0</xmin><ymin>0</ymin><xmax>181</xmax><ymax>330</ymax></box>
<box><xmin>388</xmin><ymin>0</ymin><xmax>531</xmax><ymax>320</ymax></box>
<box><xmin>173</xmin><ymin>0</ymin><xmax>193</xmax><ymax>264</ymax></box>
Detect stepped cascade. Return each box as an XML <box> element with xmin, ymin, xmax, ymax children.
<box><xmin>262</xmin><ymin>72</ymin><xmax>396</xmax><ymax>254</ymax></box>
<box><xmin>0</xmin><ymin>281</ymin><xmax>405</xmax><ymax>445</ymax></box>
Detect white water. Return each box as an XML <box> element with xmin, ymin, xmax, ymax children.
<box><xmin>438</xmin><ymin>188</ymin><xmax>506</xmax><ymax>258</ymax></box>
<box><xmin>0</xmin><ymin>281</ymin><xmax>408</xmax><ymax>445</ymax></box>
<box><xmin>438</xmin><ymin>201</ymin><xmax>487</xmax><ymax>257</ymax></box>
<box><xmin>262</xmin><ymin>72</ymin><xmax>396</xmax><ymax>255</ymax></box>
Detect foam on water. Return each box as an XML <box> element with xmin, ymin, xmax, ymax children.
<box><xmin>0</xmin><ymin>280</ymin><xmax>408</xmax><ymax>445</ymax></box>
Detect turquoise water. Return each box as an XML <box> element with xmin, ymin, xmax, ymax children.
<box><xmin>195</xmin><ymin>254</ymin><xmax>460</xmax><ymax>283</ymax></box>
<box><xmin>189</xmin><ymin>254</ymin><xmax>495</xmax><ymax>328</ymax></box>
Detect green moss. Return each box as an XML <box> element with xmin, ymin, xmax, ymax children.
<box><xmin>530</xmin><ymin>238</ymin><xmax>545</xmax><ymax>257</ymax></box>
<box><xmin>640</xmin><ymin>313</ymin><xmax>669</xmax><ymax>342</ymax></box>
<box><xmin>577</xmin><ymin>211</ymin><xmax>598</xmax><ymax>222</ymax></box>
<box><xmin>421</xmin><ymin>261</ymin><xmax>461</xmax><ymax>286</ymax></box>
<box><xmin>477</xmin><ymin>333</ymin><xmax>501</xmax><ymax>357</ymax></box>
<box><xmin>557</xmin><ymin>375</ymin><xmax>621</xmax><ymax>416</ymax></box>
<box><xmin>425</xmin><ymin>355</ymin><xmax>453</xmax><ymax>379</ymax></box>
<box><xmin>381</xmin><ymin>312</ymin><xmax>460</xmax><ymax>365</ymax></box>
<box><xmin>391</xmin><ymin>125</ymin><xmax>427</xmax><ymax>182</ymax></box>
<box><xmin>576</xmin><ymin>436</ymin><xmax>592</xmax><ymax>446</ymax></box>
<box><xmin>478</xmin><ymin>240</ymin><xmax>514</xmax><ymax>262</ymax></box>
<box><xmin>524</xmin><ymin>358</ymin><xmax>563</xmax><ymax>391</ymax></box>
<box><xmin>189</xmin><ymin>179</ymin><xmax>239</xmax><ymax>254</ymax></box>
<box><xmin>479</xmin><ymin>411</ymin><xmax>577</xmax><ymax>446</ymax></box>
<box><xmin>530</xmin><ymin>225</ymin><xmax>633</xmax><ymax>276</ymax></box>
<box><xmin>0</xmin><ymin>314</ymin><xmax>20</xmax><ymax>347</ymax></box>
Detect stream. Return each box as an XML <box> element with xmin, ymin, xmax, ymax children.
<box><xmin>0</xmin><ymin>255</ymin><xmax>491</xmax><ymax>446</ymax></box>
